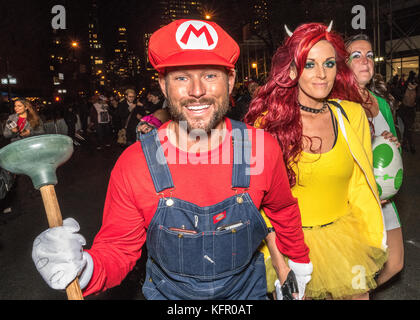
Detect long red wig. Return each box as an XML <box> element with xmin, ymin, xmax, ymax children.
<box><xmin>245</xmin><ymin>22</ymin><xmax>363</xmax><ymax>187</ymax></box>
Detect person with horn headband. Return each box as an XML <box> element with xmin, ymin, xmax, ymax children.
<box><xmin>246</xmin><ymin>22</ymin><xmax>388</xmax><ymax>300</ymax></box>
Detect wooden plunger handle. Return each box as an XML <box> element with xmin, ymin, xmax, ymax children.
<box><xmin>40</xmin><ymin>185</ymin><xmax>84</xmax><ymax>300</ymax></box>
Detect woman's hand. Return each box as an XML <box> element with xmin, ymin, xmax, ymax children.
<box><xmin>19</xmin><ymin>129</ymin><xmax>30</xmax><ymax>137</ymax></box>
<box><xmin>137</xmin><ymin>122</ymin><xmax>154</xmax><ymax>134</ymax></box>
<box><xmin>381</xmin><ymin>131</ymin><xmax>400</xmax><ymax>148</ymax></box>
<box><xmin>381</xmin><ymin>199</ymin><xmax>390</xmax><ymax>205</ymax></box>
<box><xmin>11</xmin><ymin>127</ymin><xmax>19</xmax><ymax>133</ymax></box>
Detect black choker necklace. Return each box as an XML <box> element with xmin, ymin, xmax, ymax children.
<box><xmin>299</xmin><ymin>102</ymin><xmax>328</xmax><ymax>114</ymax></box>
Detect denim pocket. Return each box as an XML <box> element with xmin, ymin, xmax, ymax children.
<box><xmin>156</xmin><ymin>220</ymin><xmax>253</xmax><ymax>278</ymax></box>
<box><xmin>213</xmin><ymin>220</ymin><xmax>252</xmax><ymax>274</ymax></box>
<box><xmin>156</xmin><ymin>225</ymin><xmax>204</xmax><ymax>275</ymax></box>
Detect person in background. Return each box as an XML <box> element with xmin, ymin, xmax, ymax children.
<box><xmin>117</xmin><ymin>89</ymin><xmax>144</xmax><ymax>147</ymax></box>
<box><xmin>2</xmin><ymin>98</ymin><xmax>45</xmax><ymax>214</ymax></box>
<box><xmin>108</xmin><ymin>95</ymin><xmax>122</xmax><ymax>139</ymax></box>
<box><xmin>63</xmin><ymin>99</ymin><xmax>78</xmax><ymax>144</ymax></box>
<box><xmin>135</xmin><ymin>85</ymin><xmax>170</xmax><ymax>135</ymax></box>
<box><xmin>144</xmin><ymin>89</ymin><xmax>164</xmax><ymax>115</ymax></box>
<box><xmin>227</xmin><ymin>83</ymin><xmax>254</xmax><ymax>121</ymax></box>
<box><xmin>117</xmin><ymin>89</ymin><xmax>138</xmax><ymax>129</ymax></box>
<box><xmin>248</xmin><ymin>82</ymin><xmax>261</xmax><ymax>99</ymax></box>
<box><xmin>397</xmin><ymin>71</ymin><xmax>417</xmax><ymax>154</ymax></box>
<box><xmin>124</xmin><ymin>98</ymin><xmax>146</xmax><ymax>146</ymax></box>
<box><xmin>3</xmin><ymin>99</ymin><xmax>44</xmax><ymax>142</ymax></box>
<box><xmin>78</xmin><ymin>96</ymin><xmax>90</xmax><ymax>134</ymax></box>
<box><xmin>345</xmin><ymin>33</ymin><xmax>404</xmax><ymax>288</ymax></box>
<box><xmin>90</xmin><ymin>95</ymin><xmax>112</xmax><ymax>150</ymax></box>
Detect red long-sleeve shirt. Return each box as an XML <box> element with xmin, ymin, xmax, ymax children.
<box><xmin>84</xmin><ymin>118</ymin><xmax>309</xmax><ymax>296</ymax></box>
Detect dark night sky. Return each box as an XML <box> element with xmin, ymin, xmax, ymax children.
<box><xmin>0</xmin><ymin>0</ymin><xmax>416</xmax><ymax>95</ymax></box>
<box><xmin>0</xmin><ymin>0</ymin><xmax>159</xmax><ymax>94</ymax></box>
<box><xmin>0</xmin><ymin>0</ymin><xmax>244</xmax><ymax>95</ymax></box>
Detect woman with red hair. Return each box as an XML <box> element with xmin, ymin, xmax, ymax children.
<box><xmin>246</xmin><ymin>23</ymin><xmax>388</xmax><ymax>300</ymax></box>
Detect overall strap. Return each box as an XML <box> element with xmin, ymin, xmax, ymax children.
<box><xmin>139</xmin><ymin>120</ymin><xmax>251</xmax><ymax>192</ymax></box>
<box><xmin>139</xmin><ymin>129</ymin><xmax>174</xmax><ymax>193</ymax></box>
<box><xmin>230</xmin><ymin>119</ymin><xmax>252</xmax><ymax>189</ymax></box>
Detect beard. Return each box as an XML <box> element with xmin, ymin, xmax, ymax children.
<box><xmin>166</xmin><ymin>93</ymin><xmax>230</xmax><ymax>134</ymax></box>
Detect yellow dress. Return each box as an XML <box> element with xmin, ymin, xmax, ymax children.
<box><xmin>259</xmin><ymin>101</ymin><xmax>387</xmax><ymax>299</ymax></box>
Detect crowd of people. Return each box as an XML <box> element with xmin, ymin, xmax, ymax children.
<box><xmin>388</xmin><ymin>71</ymin><xmax>420</xmax><ymax>154</ymax></box>
<box><xmin>0</xmin><ymin>87</ymin><xmax>170</xmax><ymax>215</ymax></box>
<box><xmin>2</xmin><ymin>84</ymin><xmax>259</xmax><ymax>148</ymax></box>
<box><xmin>0</xmin><ymin>81</ymin><xmax>259</xmax><ymax>215</ymax></box>
<box><xmin>0</xmin><ymin>88</ymin><xmax>170</xmax><ymax>146</ymax></box>
<box><xmin>80</xmin><ymin>82</ymin><xmax>259</xmax><ymax>149</ymax></box>
<box><xmin>0</xmin><ymin>17</ymin><xmax>416</xmax><ymax>301</ymax></box>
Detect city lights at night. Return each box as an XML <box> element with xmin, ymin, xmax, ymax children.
<box><xmin>0</xmin><ymin>0</ymin><xmax>419</xmax><ymax>307</ymax></box>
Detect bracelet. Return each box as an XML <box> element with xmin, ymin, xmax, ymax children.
<box><xmin>267</xmin><ymin>227</ymin><xmax>275</xmax><ymax>233</ymax></box>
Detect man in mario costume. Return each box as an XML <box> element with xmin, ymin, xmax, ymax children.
<box><xmin>31</xmin><ymin>19</ymin><xmax>311</xmax><ymax>300</ymax></box>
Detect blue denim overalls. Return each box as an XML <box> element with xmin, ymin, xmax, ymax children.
<box><xmin>139</xmin><ymin>119</ymin><xmax>268</xmax><ymax>300</ymax></box>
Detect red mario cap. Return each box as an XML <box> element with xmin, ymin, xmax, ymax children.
<box><xmin>148</xmin><ymin>19</ymin><xmax>240</xmax><ymax>73</ymax></box>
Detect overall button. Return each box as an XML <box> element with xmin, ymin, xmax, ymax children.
<box><xmin>236</xmin><ymin>196</ymin><xmax>243</xmax><ymax>204</ymax></box>
<box><xmin>166</xmin><ymin>199</ymin><xmax>174</xmax><ymax>207</ymax></box>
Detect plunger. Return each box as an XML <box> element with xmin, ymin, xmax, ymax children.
<box><xmin>0</xmin><ymin>134</ymin><xmax>83</xmax><ymax>300</ymax></box>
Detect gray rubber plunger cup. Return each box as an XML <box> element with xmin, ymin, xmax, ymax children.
<box><xmin>0</xmin><ymin>134</ymin><xmax>74</xmax><ymax>189</ymax></box>
<box><xmin>0</xmin><ymin>134</ymin><xmax>83</xmax><ymax>300</ymax></box>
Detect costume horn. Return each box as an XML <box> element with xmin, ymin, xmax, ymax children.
<box><xmin>284</xmin><ymin>25</ymin><xmax>293</xmax><ymax>37</ymax></box>
<box><xmin>326</xmin><ymin>20</ymin><xmax>333</xmax><ymax>32</ymax></box>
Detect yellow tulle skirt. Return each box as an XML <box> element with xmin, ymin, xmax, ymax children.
<box><xmin>263</xmin><ymin>212</ymin><xmax>388</xmax><ymax>299</ymax></box>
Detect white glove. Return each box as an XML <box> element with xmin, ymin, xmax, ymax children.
<box><xmin>288</xmin><ymin>260</ymin><xmax>313</xmax><ymax>300</ymax></box>
<box><xmin>32</xmin><ymin>218</ymin><xmax>94</xmax><ymax>290</ymax></box>
<box><xmin>274</xmin><ymin>279</ymin><xmax>283</xmax><ymax>300</ymax></box>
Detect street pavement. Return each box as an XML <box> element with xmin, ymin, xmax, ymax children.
<box><xmin>0</xmin><ymin>131</ymin><xmax>419</xmax><ymax>300</ymax></box>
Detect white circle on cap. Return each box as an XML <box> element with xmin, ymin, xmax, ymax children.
<box><xmin>176</xmin><ymin>20</ymin><xmax>218</xmax><ymax>50</ymax></box>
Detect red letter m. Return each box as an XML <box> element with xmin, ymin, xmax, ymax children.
<box><xmin>180</xmin><ymin>25</ymin><xmax>214</xmax><ymax>46</ymax></box>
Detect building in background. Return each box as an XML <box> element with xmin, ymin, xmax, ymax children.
<box><xmin>159</xmin><ymin>0</ymin><xmax>203</xmax><ymax>26</ymax></box>
<box><xmin>106</xmin><ymin>26</ymin><xmax>142</xmax><ymax>90</ymax></box>
<box><xmin>142</xmin><ymin>0</ymin><xmax>204</xmax><ymax>85</ymax></box>
<box><xmin>143</xmin><ymin>33</ymin><xmax>154</xmax><ymax>73</ymax></box>
<box><xmin>237</xmin><ymin>0</ymin><xmax>270</xmax><ymax>84</ymax></box>
<box><xmin>381</xmin><ymin>1</ymin><xmax>420</xmax><ymax>82</ymax></box>
<box><xmin>111</xmin><ymin>26</ymin><xmax>130</xmax><ymax>85</ymax></box>
<box><xmin>88</xmin><ymin>0</ymin><xmax>106</xmax><ymax>94</ymax></box>
<box><xmin>49</xmin><ymin>28</ymin><xmax>67</xmax><ymax>99</ymax></box>
<box><xmin>375</xmin><ymin>0</ymin><xmax>420</xmax><ymax>133</ymax></box>
<box><xmin>49</xmin><ymin>28</ymin><xmax>88</xmax><ymax>100</ymax></box>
